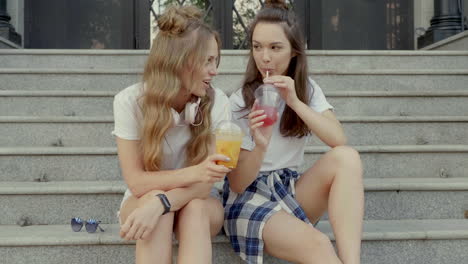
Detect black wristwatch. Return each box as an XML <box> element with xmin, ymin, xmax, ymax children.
<box><xmin>156</xmin><ymin>193</ymin><xmax>171</xmax><ymax>215</ymax></box>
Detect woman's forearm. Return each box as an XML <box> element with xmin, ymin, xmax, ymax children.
<box><xmin>227</xmin><ymin>146</ymin><xmax>266</xmax><ymax>193</ymax></box>
<box><xmin>165</xmin><ymin>183</ymin><xmax>213</xmax><ymax>211</ymax></box>
<box><xmin>127</xmin><ymin>166</ymin><xmax>198</xmax><ymax>198</ymax></box>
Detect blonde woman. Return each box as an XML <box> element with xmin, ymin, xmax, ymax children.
<box><xmin>112</xmin><ymin>6</ymin><xmax>231</xmax><ymax>264</ymax></box>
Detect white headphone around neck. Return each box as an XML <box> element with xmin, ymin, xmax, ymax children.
<box><xmin>184</xmin><ymin>97</ymin><xmax>201</xmax><ymax>125</ymax></box>
<box><xmin>173</xmin><ymin>97</ymin><xmax>202</xmax><ymax>126</ymax></box>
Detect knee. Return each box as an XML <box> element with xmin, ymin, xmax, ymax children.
<box><xmin>329</xmin><ymin>146</ymin><xmax>361</xmax><ymax>168</ymax></box>
<box><xmin>178</xmin><ymin>199</ymin><xmax>208</xmax><ymax>224</ymax></box>
<box><xmin>299</xmin><ymin>232</ymin><xmax>334</xmax><ymax>259</ymax></box>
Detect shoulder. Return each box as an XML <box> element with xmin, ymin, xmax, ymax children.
<box><xmin>306</xmin><ymin>77</ymin><xmax>334</xmax><ymax>111</ymax></box>
<box><xmin>211</xmin><ymin>87</ymin><xmax>231</xmax><ymax>111</ymax></box>
<box><xmin>307</xmin><ymin>77</ymin><xmax>321</xmax><ymax>91</ymax></box>
<box><xmin>229</xmin><ymin>89</ymin><xmax>245</xmax><ymax>109</ymax></box>
<box><xmin>114</xmin><ymin>83</ymin><xmax>144</xmax><ymax>107</ymax></box>
<box><xmin>307</xmin><ymin>77</ymin><xmax>326</xmax><ymax>97</ymax></box>
<box><xmin>212</xmin><ymin>87</ymin><xmax>229</xmax><ymax>104</ymax></box>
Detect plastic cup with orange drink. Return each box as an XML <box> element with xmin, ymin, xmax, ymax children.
<box><xmin>215</xmin><ymin>120</ymin><xmax>243</xmax><ymax>169</ymax></box>
<box><xmin>254</xmin><ymin>83</ymin><xmax>282</xmax><ymax>127</ymax></box>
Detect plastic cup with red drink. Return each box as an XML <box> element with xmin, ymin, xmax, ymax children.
<box><xmin>254</xmin><ymin>83</ymin><xmax>282</xmax><ymax>127</ymax></box>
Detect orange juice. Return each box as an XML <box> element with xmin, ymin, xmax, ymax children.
<box><xmin>216</xmin><ymin>138</ymin><xmax>242</xmax><ymax>168</ymax></box>
<box><xmin>215</xmin><ymin>120</ymin><xmax>243</xmax><ymax>169</ymax></box>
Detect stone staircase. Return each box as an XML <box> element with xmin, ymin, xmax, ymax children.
<box><xmin>1</xmin><ymin>49</ymin><xmax>468</xmax><ymax>264</ymax></box>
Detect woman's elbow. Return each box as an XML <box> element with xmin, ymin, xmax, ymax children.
<box><xmin>338</xmin><ymin>135</ymin><xmax>348</xmax><ymax>146</ymax></box>
<box><xmin>128</xmin><ymin>184</ymin><xmax>146</xmax><ymax>198</ymax></box>
<box><xmin>230</xmin><ymin>184</ymin><xmax>244</xmax><ymax>194</ymax></box>
<box><xmin>329</xmin><ymin>134</ymin><xmax>347</xmax><ymax>148</ymax></box>
<box><xmin>228</xmin><ymin>179</ymin><xmax>246</xmax><ymax>194</ymax></box>
<box><xmin>124</xmin><ymin>174</ymin><xmax>146</xmax><ymax>198</ymax></box>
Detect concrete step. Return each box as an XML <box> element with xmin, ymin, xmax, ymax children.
<box><xmin>2</xmin><ymin>116</ymin><xmax>468</xmax><ymax>147</ymax></box>
<box><xmin>1</xmin><ymin>146</ymin><xmax>468</xmax><ymax>182</ymax></box>
<box><xmin>1</xmin><ymin>179</ymin><xmax>467</xmax><ymax>225</ymax></box>
<box><xmin>314</xmin><ymin>116</ymin><xmax>468</xmax><ymax>146</ymax></box>
<box><xmin>1</xmin><ymin>219</ymin><xmax>467</xmax><ymax>264</ymax></box>
<box><xmin>0</xmin><ymin>147</ymin><xmax>120</xmax><ymax>182</ymax></box>
<box><xmin>303</xmin><ymin>145</ymin><xmax>468</xmax><ymax>179</ymax></box>
<box><xmin>327</xmin><ymin>91</ymin><xmax>468</xmax><ymax>116</ymax></box>
<box><xmin>0</xmin><ymin>116</ymin><xmax>115</xmax><ymax>147</ymax></box>
<box><xmin>2</xmin><ymin>90</ymin><xmax>468</xmax><ymax>116</ymax></box>
<box><xmin>1</xmin><ymin>69</ymin><xmax>467</xmax><ymax>93</ymax></box>
<box><xmin>1</xmin><ymin>49</ymin><xmax>468</xmax><ymax>70</ymax></box>
<box><xmin>0</xmin><ymin>91</ymin><xmax>113</xmax><ymax>116</ymax></box>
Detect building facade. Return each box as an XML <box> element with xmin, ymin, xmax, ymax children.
<box><xmin>1</xmin><ymin>0</ymin><xmax>467</xmax><ymax>50</ymax></box>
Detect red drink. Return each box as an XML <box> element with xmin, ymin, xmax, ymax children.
<box><xmin>257</xmin><ymin>105</ymin><xmax>278</xmax><ymax>126</ymax></box>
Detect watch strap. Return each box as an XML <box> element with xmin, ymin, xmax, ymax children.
<box><xmin>156</xmin><ymin>193</ymin><xmax>171</xmax><ymax>215</ymax></box>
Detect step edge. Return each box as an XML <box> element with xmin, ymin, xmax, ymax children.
<box><xmin>305</xmin><ymin>145</ymin><xmax>468</xmax><ymax>153</ymax></box>
<box><xmin>1</xmin><ymin>68</ymin><xmax>468</xmax><ymax>75</ymax></box>
<box><xmin>2</xmin><ymin>145</ymin><xmax>468</xmax><ymax>155</ymax></box>
<box><xmin>3</xmin><ymin>90</ymin><xmax>468</xmax><ymax>97</ymax></box>
<box><xmin>2</xmin><ymin>49</ymin><xmax>468</xmax><ymax>56</ymax></box>
<box><xmin>2</xmin><ymin>220</ymin><xmax>468</xmax><ymax>246</ymax></box>
<box><xmin>1</xmin><ymin>178</ymin><xmax>468</xmax><ymax>194</ymax></box>
<box><xmin>2</xmin><ymin>116</ymin><xmax>468</xmax><ymax>123</ymax></box>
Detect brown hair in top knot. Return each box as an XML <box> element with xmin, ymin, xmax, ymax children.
<box><xmin>264</xmin><ymin>0</ymin><xmax>289</xmax><ymax>10</ymax></box>
<box><xmin>157</xmin><ymin>5</ymin><xmax>203</xmax><ymax>36</ymax></box>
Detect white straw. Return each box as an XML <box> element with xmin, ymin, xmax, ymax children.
<box><xmin>266</xmin><ymin>70</ymin><xmax>269</xmax><ymax>78</ymax></box>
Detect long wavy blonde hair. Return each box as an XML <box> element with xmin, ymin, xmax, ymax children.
<box><xmin>140</xmin><ymin>6</ymin><xmax>221</xmax><ymax>171</ymax></box>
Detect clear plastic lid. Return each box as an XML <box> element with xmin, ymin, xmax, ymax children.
<box><xmin>215</xmin><ymin>120</ymin><xmax>243</xmax><ymax>136</ymax></box>
<box><xmin>254</xmin><ymin>84</ymin><xmax>278</xmax><ymax>98</ymax></box>
<box><xmin>254</xmin><ymin>84</ymin><xmax>282</xmax><ymax>107</ymax></box>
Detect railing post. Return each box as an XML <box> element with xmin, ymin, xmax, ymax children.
<box><xmin>418</xmin><ymin>0</ymin><xmax>467</xmax><ymax>48</ymax></box>
<box><xmin>0</xmin><ymin>0</ymin><xmax>22</xmax><ymax>46</ymax></box>
<box><xmin>135</xmin><ymin>0</ymin><xmax>150</xmax><ymax>49</ymax></box>
<box><xmin>212</xmin><ymin>0</ymin><xmax>233</xmax><ymax>49</ymax></box>
<box><xmin>304</xmin><ymin>0</ymin><xmax>322</xmax><ymax>49</ymax></box>
<box><xmin>293</xmin><ymin>0</ymin><xmax>317</xmax><ymax>49</ymax></box>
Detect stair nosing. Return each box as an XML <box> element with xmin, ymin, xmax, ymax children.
<box><xmin>0</xmin><ymin>90</ymin><xmax>115</xmax><ymax>97</ymax></box>
<box><xmin>2</xmin><ymin>145</ymin><xmax>468</xmax><ymax>155</ymax></box>
<box><xmin>0</xmin><ymin>147</ymin><xmax>117</xmax><ymax>155</ymax></box>
<box><xmin>0</xmin><ymin>116</ymin><xmax>115</xmax><ymax>123</ymax></box>
<box><xmin>326</xmin><ymin>91</ymin><xmax>468</xmax><ymax>97</ymax></box>
<box><xmin>3</xmin><ymin>90</ymin><xmax>468</xmax><ymax>97</ymax></box>
<box><xmin>2</xmin><ymin>116</ymin><xmax>468</xmax><ymax>123</ymax></box>
<box><xmin>1</xmin><ymin>178</ymin><xmax>468</xmax><ymax>194</ymax></box>
<box><xmin>305</xmin><ymin>145</ymin><xmax>468</xmax><ymax>153</ymax></box>
<box><xmin>1</xmin><ymin>68</ymin><xmax>468</xmax><ymax>75</ymax></box>
<box><xmin>2</xmin><ymin>49</ymin><xmax>468</xmax><ymax>56</ymax></box>
<box><xmin>1</xmin><ymin>219</ymin><xmax>468</xmax><ymax>246</ymax></box>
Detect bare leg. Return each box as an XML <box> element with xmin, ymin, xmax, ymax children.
<box><xmin>120</xmin><ymin>192</ymin><xmax>174</xmax><ymax>264</ymax></box>
<box><xmin>295</xmin><ymin>146</ymin><xmax>364</xmax><ymax>264</ymax></box>
<box><xmin>174</xmin><ymin>197</ymin><xmax>224</xmax><ymax>264</ymax></box>
<box><xmin>263</xmin><ymin>210</ymin><xmax>342</xmax><ymax>264</ymax></box>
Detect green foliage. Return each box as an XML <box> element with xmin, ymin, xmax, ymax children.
<box><xmin>156</xmin><ymin>0</ymin><xmax>296</xmax><ymax>49</ymax></box>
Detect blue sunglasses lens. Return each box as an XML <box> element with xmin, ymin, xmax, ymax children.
<box><xmin>85</xmin><ymin>219</ymin><xmax>99</xmax><ymax>233</ymax></box>
<box><xmin>71</xmin><ymin>218</ymin><xmax>83</xmax><ymax>232</ymax></box>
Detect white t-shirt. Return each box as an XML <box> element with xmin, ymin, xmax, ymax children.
<box><xmin>112</xmin><ymin>82</ymin><xmax>231</xmax><ymax>170</ymax></box>
<box><xmin>229</xmin><ymin>78</ymin><xmax>333</xmax><ymax>172</ymax></box>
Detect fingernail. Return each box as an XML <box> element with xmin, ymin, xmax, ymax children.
<box><xmin>225</xmin><ymin>157</ymin><xmax>231</xmax><ymax>161</ymax></box>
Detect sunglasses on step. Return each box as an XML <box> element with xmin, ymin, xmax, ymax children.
<box><xmin>71</xmin><ymin>217</ymin><xmax>105</xmax><ymax>233</ymax></box>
